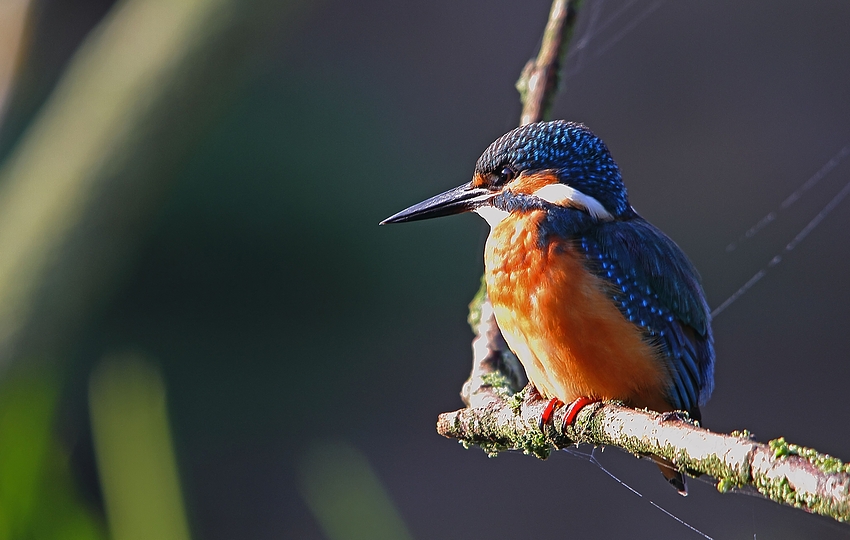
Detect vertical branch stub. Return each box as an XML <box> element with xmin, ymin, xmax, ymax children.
<box><xmin>517</xmin><ymin>0</ymin><xmax>580</xmax><ymax>125</ymax></box>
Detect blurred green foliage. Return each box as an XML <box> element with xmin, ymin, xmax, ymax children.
<box><xmin>90</xmin><ymin>355</ymin><xmax>191</xmax><ymax>540</ymax></box>
<box><xmin>0</xmin><ymin>0</ymin><xmax>314</xmax><ymax>536</ymax></box>
<box><xmin>0</xmin><ymin>368</ymin><xmax>104</xmax><ymax>540</ymax></box>
<box><xmin>299</xmin><ymin>442</ymin><xmax>415</xmax><ymax>540</ymax></box>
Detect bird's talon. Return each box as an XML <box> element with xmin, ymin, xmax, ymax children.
<box><xmin>539</xmin><ymin>397</ymin><xmax>564</xmax><ymax>430</ymax></box>
<box><xmin>561</xmin><ymin>396</ymin><xmax>601</xmax><ymax>430</ymax></box>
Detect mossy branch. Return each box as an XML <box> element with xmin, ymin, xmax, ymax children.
<box><xmin>437</xmin><ymin>378</ymin><xmax>850</xmax><ymax>522</ymax></box>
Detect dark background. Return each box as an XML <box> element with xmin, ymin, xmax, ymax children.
<box><xmin>2</xmin><ymin>0</ymin><xmax>850</xmax><ymax>538</ymax></box>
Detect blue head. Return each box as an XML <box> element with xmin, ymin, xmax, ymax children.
<box><xmin>381</xmin><ymin>121</ymin><xmax>632</xmax><ymax>225</ymax></box>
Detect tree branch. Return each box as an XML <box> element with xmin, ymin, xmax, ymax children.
<box><xmin>439</xmin><ymin>373</ymin><xmax>850</xmax><ymax>522</ymax></box>
<box><xmin>516</xmin><ymin>0</ymin><xmax>581</xmax><ymax>126</ymax></box>
<box><xmin>437</xmin><ymin>0</ymin><xmax>850</xmax><ymax>525</ymax></box>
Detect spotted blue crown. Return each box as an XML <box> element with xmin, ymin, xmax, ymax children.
<box><xmin>474</xmin><ymin>121</ymin><xmax>630</xmax><ymax>217</ymax></box>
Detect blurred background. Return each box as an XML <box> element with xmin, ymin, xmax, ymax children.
<box><xmin>0</xmin><ymin>0</ymin><xmax>849</xmax><ymax>538</ymax></box>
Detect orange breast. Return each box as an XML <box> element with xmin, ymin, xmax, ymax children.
<box><xmin>484</xmin><ymin>211</ymin><xmax>672</xmax><ymax>413</ymax></box>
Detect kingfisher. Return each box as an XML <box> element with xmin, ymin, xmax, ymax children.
<box><xmin>381</xmin><ymin>120</ymin><xmax>715</xmax><ymax>493</ymax></box>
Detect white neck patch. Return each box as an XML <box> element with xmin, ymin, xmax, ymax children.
<box><xmin>533</xmin><ymin>183</ymin><xmax>614</xmax><ymax>221</ymax></box>
<box><xmin>474</xmin><ymin>206</ymin><xmax>510</xmax><ymax>228</ymax></box>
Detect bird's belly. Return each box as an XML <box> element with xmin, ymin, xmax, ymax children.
<box><xmin>484</xmin><ymin>211</ymin><xmax>670</xmax><ymax>411</ymax></box>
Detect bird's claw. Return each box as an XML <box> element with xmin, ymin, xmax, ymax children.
<box><xmin>562</xmin><ymin>396</ymin><xmax>599</xmax><ymax>428</ymax></box>
<box><xmin>538</xmin><ymin>396</ymin><xmax>600</xmax><ymax>432</ymax></box>
<box><xmin>538</xmin><ymin>397</ymin><xmax>563</xmax><ymax>431</ymax></box>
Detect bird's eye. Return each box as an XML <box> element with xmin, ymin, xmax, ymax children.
<box><xmin>484</xmin><ymin>166</ymin><xmax>516</xmax><ymax>187</ymax></box>
<box><xmin>498</xmin><ymin>166</ymin><xmax>516</xmax><ymax>183</ymax></box>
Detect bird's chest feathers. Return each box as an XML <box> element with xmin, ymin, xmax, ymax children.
<box><xmin>483</xmin><ymin>211</ymin><xmax>668</xmax><ymax>409</ymax></box>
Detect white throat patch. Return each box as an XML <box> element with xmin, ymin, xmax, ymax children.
<box><xmin>474</xmin><ymin>206</ymin><xmax>510</xmax><ymax>227</ymax></box>
<box><xmin>533</xmin><ymin>183</ymin><xmax>614</xmax><ymax>221</ymax></box>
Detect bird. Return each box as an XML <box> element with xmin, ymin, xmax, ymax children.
<box><xmin>381</xmin><ymin>120</ymin><xmax>715</xmax><ymax>494</ymax></box>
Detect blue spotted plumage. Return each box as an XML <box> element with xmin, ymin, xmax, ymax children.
<box><xmin>535</xmin><ymin>201</ymin><xmax>713</xmax><ymax>420</ymax></box>
<box><xmin>581</xmin><ymin>219</ymin><xmax>714</xmax><ymax>420</ymax></box>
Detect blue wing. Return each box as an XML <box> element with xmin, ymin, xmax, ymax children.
<box><xmin>578</xmin><ymin>216</ymin><xmax>715</xmax><ymax>420</ymax></box>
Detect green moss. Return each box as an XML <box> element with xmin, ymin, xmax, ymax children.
<box><xmin>477</xmin><ymin>441</ymin><xmax>507</xmax><ymax>458</ymax></box>
<box><xmin>769</xmin><ymin>437</ymin><xmax>791</xmax><ymax>458</ymax></box>
<box><xmin>716</xmin><ymin>478</ymin><xmax>736</xmax><ymax>493</ymax></box>
<box><xmin>752</xmin><ymin>474</ymin><xmax>837</xmax><ymax>517</ymax></box>
<box><xmin>463</xmin><ymin>424</ymin><xmax>551</xmax><ymax>460</ymax></box>
<box><xmin>756</xmin><ymin>475</ymin><xmax>798</xmax><ymax>506</ymax></box>
<box><xmin>498</xmin><ymin>421</ymin><xmax>550</xmax><ymax>460</ymax></box>
<box><xmin>518</xmin><ymin>432</ymin><xmax>551</xmax><ymax>460</ymax></box>
<box><xmin>730</xmin><ymin>429</ymin><xmax>755</xmax><ymax>440</ymax></box>
<box><xmin>481</xmin><ymin>372</ymin><xmax>514</xmax><ymax>396</ymax></box>
<box><xmin>769</xmin><ymin>437</ymin><xmax>850</xmax><ymax>475</ymax></box>
<box><xmin>486</xmin><ymin>416</ymin><xmax>551</xmax><ymax>460</ymax></box>
<box><xmin>456</xmin><ymin>386</ymin><xmax>552</xmax><ymax>460</ymax></box>
<box><xmin>515</xmin><ymin>68</ymin><xmax>531</xmax><ymax>109</ymax></box>
<box><xmin>750</xmin><ymin>437</ymin><xmax>850</xmax><ymax>520</ymax></box>
<box><xmin>569</xmin><ymin>402</ymin><xmax>752</xmax><ymax>492</ymax></box>
<box><xmin>467</xmin><ymin>276</ymin><xmax>488</xmax><ymax>330</ymax></box>
<box><xmin>506</xmin><ymin>386</ymin><xmax>528</xmax><ymax>413</ymax></box>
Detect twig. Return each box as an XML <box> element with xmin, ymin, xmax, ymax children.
<box><xmin>437</xmin><ymin>0</ymin><xmax>850</xmax><ymax>524</ymax></box>
<box><xmin>516</xmin><ymin>0</ymin><xmax>581</xmax><ymax>126</ymax></box>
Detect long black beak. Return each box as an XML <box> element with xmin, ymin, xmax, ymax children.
<box><xmin>380</xmin><ymin>183</ymin><xmax>492</xmax><ymax>224</ymax></box>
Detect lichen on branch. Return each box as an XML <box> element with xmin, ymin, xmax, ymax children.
<box><xmin>438</xmin><ymin>384</ymin><xmax>850</xmax><ymax>522</ymax></box>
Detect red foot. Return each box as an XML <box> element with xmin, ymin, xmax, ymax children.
<box><xmin>562</xmin><ymin>396</ymin><xmax>600</xmax><ymax>428</ymax></box>
<box><xmin>539</xmin><ymin>398</ymin><xmax>564</xmax><ymax>430</ymax></box>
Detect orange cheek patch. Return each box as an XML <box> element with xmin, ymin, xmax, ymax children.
<box><xmin>471</xmin><ymin>173</ymin><xmax>488</xmax><ymax>188</ymax></box>
<box><xmin>506</xmin><ymin>170</ymin><xmax>560</xmax><ymax>195</ymax></box>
